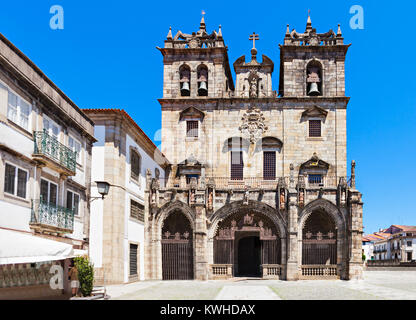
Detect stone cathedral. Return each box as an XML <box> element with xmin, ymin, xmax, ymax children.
<box><xmin>144</xmin><ymin>15</ymin><xmax>364</xmax><ymax>281</ymax></box>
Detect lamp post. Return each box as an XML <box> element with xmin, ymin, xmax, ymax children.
<box><xmin>90</xmin><ymin>181</ymin><xmax>110</xmax><ymax>202</ymax></box>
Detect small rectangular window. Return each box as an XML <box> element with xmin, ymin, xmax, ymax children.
<box><xmin>4</xmin><ymin>164</ymin><xmax>16</xmax><ymax>195</ymax></box>
<box><xmin>407</xmin><ymin>241</ymin><xmax>412</xmax><ymax>247</ymax></box>
<box><xmin>40</xmin><ymin>179</ymin><xmax>58</xmax><ymax>205</ymax></box>
<box><xmin>69</xmin><ymin>136</ymin><xmax>82</xmax><ymax>163</ymax></box>
<box><xmin>131</xmin><ymin>200</ymin><xmax>144</xmax><ymax>222</ymax></box>
<box><xmin>129</xmin><ymin>243</ymin><xmax>138</xmax><ymax>276</ymax></box>
<box><xmin>231</xmin><ymin>151</ymin><xmax>244</xmax><ymax>181</ymax></box>
<box><xmin>309</xmin><ymin>120</ymin><xmax>321</xmax><ymax>137</ymax></box>
<box><xmin>130</xmin><ymin>151</ymin><xmax>141</xmax><ymax>181</ymax></box>
<box><xmin>67</xmin><ymin>191</ymin><xmax>80</xmax><ymax>216</ymax></box>
<box><xmin>186</xmin><ymin>174</ymin><xmax>199</xmax><ymax>185</ymax></box>
<box><xmin>308</xmin><ymin>174</ymin><xmax>323</xmax><ymax>185</ymax></box>
<box><xmin>4</xmin><ymin>163</ymin><xmax>27</xmax><ymax>199</ymax></box>
<box><xmin>263</xmin><ymin>151</ymin><xmax>276</xmax><ymax>180</ymax></box>
<box><xmin>7</xmin><ymin>90</ymin><xmax>31</xmax><ymax>131</ymax></box>
<box><xmin>186</xmin><ymin>121</ymin><xmax>199</xmax><ymax>138</ymax></box>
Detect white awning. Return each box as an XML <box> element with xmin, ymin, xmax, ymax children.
<box><xmin>0</xmin><ymin>229</ymin><xmax>74</xmax><ymax>265</ymax></box>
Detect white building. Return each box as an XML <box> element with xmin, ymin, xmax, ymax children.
<box><xmin>371</xmin><ymin>225</ymin><xmax>416</xmax><ymax>263</ymax></box>
<box><xmin>0</xmin><ymin>33</ymin><xmax>95</xmax><ymax>298</ymax></box>
<box><xmin>84</xmin><ymin>109</ymin><xmax>169</xmax><ymax>284</ymax></box>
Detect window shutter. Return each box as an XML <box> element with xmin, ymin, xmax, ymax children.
<box><xmin>129</xmin><ymin>244</ymin><xmax>138</xmax><ymax>276</ymax></box>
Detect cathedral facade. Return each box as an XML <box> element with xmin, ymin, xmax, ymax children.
<box><xmin>144</xmin><ymin>15</ymin><xmax>364</xmax><ymax>281</ymax></box>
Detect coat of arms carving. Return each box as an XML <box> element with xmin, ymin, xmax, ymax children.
<box><xmin>239</xmin><ymin>106</ymin><xmax>268</xmax><ymax>144</ymax></box>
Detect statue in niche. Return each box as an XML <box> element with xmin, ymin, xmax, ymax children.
<box><xmin>189</xmin><ymin>190</ymin><xmax>195</xmax><ymax>204</ymax></box>
<box><xmin>299</xmin><ymin>190</ymin><xmax>304</xmax><ymax>207</ymax></box>
<box><xmin>249</xmin><ymin>78</ymin><xmax>258</xmax><ymax>98</ymax></box>
<box><xmin>208</xmin><ymin>190</ymin><xmax>213</xmax><ymax>210</ymax></box>
<box><xmin>243</xmin><ymin>213</ymin><xmax>254</xmax><ymax>226</ymax></box>
<box><xmin>243</xmin><ymin>187</ymin><xmax>250</xmax><ymax>205</ymax></box>
<box><xmin>280</xmin><ymin>190</ymin><xmax>286</xmax><ymax>210</ymax></box>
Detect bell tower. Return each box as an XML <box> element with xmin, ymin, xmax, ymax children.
<box><xmin>278</xmin><ymin>13</ymin><xmax>349</xmax><ymax>97</ymax></box>
<box><xmin>157</xmin><ymin>15</ymin><xmax>234</xmax><ymax>99</ymax></box>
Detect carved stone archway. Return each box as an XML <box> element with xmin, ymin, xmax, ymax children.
<box><xmin>208</xmin><ymin>201</ymin><xmax>287</xmax><ymax>278</ymax></box>
<box><xmin>152</xmin><ymin>201</ymin><xmax>195</xmax><ymax>280</ymax></box>
<box><xmin>298</xmin><ymin>198</ymin><xmax>347</xmax><ymax>279</ymax></box>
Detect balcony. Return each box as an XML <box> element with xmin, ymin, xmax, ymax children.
<box><xmin>32</xmin><ymin>131</ymin><xmax>76</xmax><ymax>176</ymax></box>
<box><xmin>30</xmin><ymin>199</ymin><xmax>75</xmax><ymax>233</ymax></box>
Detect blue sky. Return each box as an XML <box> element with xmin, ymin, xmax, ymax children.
<box><xmin>0</xmin><ymin>1</ymin><xmax>415</xmax><ymax>233</ymax></box>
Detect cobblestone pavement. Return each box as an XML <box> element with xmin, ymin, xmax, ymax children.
<box><xmin>106</xmin><ymin>271</ymin><xmax>416</xmax><ymax>300</ymax></box>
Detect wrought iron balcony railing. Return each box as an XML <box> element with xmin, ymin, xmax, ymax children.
<box><xmin>33</xmin><ymin>131</ymin><xmax>77</xmax><ymax>173</ymax></box>
<box><xmin>30</xmin><ymin>198</ymin><xmax>75</xmax><ymax>233</ymax></box>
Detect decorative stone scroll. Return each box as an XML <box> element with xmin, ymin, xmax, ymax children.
<box><xmin>239</xmin><ymin>106</ymin><xmax>268</xmax><ymax>144</ymax></box>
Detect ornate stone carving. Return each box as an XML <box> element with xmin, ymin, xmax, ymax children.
<box><xmin>239</xmin><ymin>106</ymin><xmax>268</xmax><ymax>144</ymax></box>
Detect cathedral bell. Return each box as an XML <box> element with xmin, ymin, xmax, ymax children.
<box><xmin>198</xmin><ymin>81</ymin><xmax>208</xmax><ymax>96</ymax></box>
<box><xmin>308</xmin><ymin>82</ymin><xmax>320</xmax><ymax>96</ymax></box>
<box><xmin>181</xmin><ymin>81</ymin><xmax>190</xmax><ymax>96</ymax></box>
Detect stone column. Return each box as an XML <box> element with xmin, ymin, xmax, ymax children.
<box><xmin>194</xmin><ymin>204</ymin><xmax>207</xmax><ymax>280</ymax></box>
<box><xmin>348</xmin><ymin>189</ymin><xmax>364</xmax><ymax>280</ymax></box>
<box><xmin>286</xmin><ymin>190</ymin><xmax>299</xmax><ymax>280</ymax></box>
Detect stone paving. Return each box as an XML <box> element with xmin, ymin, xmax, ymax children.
<box><xmin>106</xmin><ymin>271</ymin><xmax>416</xmax><ymax>300</ymax></box>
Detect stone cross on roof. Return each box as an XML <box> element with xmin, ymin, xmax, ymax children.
<box><xmin>249</xmin><ymin>32</ymin><xmax>259</xmax><ymax>49</ymax></box>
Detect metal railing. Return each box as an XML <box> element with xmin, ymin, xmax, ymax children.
<box><xmin>33</xmin><ymin>131</ymin><xmax>77</xmax><ymax>173</ymax></box>
<box><xmin>31</xmin><ymin>198</ymin><xmax>75</xmax><ymax>232</ymax></box>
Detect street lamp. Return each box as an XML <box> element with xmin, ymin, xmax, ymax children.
<box><xmin>94</xmin><ymin>181</ymin><xmax>110</xmax><ymax>200</ymax></box>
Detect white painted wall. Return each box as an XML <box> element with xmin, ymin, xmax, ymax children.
<box><xmin>88</xmin><ymin>125</ymin><xmax>105</xmax><ymax>269</ymax></box>
<box><xmin>0</xmin><ymin>122</ymin><xmax>33</xmax><ymax>157</ymax></box>
<box><xmin>0</xmin><ymin>200</ymin><xmax>31</xmax><ymax>232</ymax></box>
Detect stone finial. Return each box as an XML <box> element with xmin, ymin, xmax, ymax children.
<box><xmin>285</xmin><ymin>24</ymin><xmax>290</xmax><ymax>36</ymax></box>
<box><xmin>337</xmin><ymin>24</ymin><xmax>342</xmax><ymax>36</ymax></box>
<box><xmin>306</xmin><ymin>10</ymin><xmax>312</xmax><ymax>33</ymax></box>
<box><xmin>200</xmin><ymin>12</ymin><xmax>206</xmax><ymax>30</ymax></box>
<box><xmin>217</xmin><ymin>25</ymin><xmax>223</xmax><ymax>38</ymax></box>
<box><xmin>351</xmin><ymin>160</ymin><xmax>356</xmax><ymax>189</ymax></box>
<box><xmin>167</xmin><ymin>26</ymin><xmax>173</xmax><ymax>40</ymax></box>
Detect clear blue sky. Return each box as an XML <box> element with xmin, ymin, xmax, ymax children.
<box><xmin>0</xmin><ymin>1</ymin><xmax>415</xmax><ymax>234</ymax></box>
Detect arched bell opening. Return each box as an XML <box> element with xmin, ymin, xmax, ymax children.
<box><xmin>179</xmin><ymin>65</ymin><xmax>191</xmax><ymax>97</ymax></box>
<box><xmin>306</xmin><ymin>60</ymin><xmax>323</xmax><ymax>97</ymax></box>
<box><xmin>161</xmin><ymin>209</ymin><xmax>194</xmax><ymax>280</ymax></box>
<box><xmin>197</xmin><ymin>65</ymin><xmax>208</xmax><ymax>96</ymax></box>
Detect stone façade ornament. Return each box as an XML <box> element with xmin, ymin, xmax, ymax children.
<box><xmin>239</xmin><ymin>106</ymin><xmax>268</xmax><ymax>144</ymax></box>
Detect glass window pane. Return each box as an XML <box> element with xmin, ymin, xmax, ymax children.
<box><xmin>66</xmin><ymin>191</ymin><xmax>73</xmax><ymax>210</ymax></box>
<box><xmin>43</xmin><ymin>118</ymin><xmax>49</xmax><ymax>131</ymax></box>
<box><xmin>68</xmin><ymin>137</ymin><xmax>74</xmax><ymax>148</ymax></box>
<box><xmin>73</xmin><ymin>194</ymin><xmax>79</xmax><ymax>216</ymax></box>
<box><xmin>17</xmin><ymin>169</ymin><xmax>27</xmax><ymax>198</ymax></box>
<box><xmin>4</xmin><ymin>164</ymin><xmax>16</xmax><ymax>195</ymax></box>
<box><xmin>52</xmin><ymin>125</ymin><xmax>59</xmax><ymax>138</ymax></box>
<box><xmin>8</xmin><ymin>91</ymin><xmax>17</xmax><ymax>107</ymax></box>
<box><xmin>49</xmin><ymin>183</ymin><xmax>57</xmax><ymax>205</ymax></box>
<box><xmin>7</xmin><ymin>92</ymin><xmax>17</xmax><ymax>122</ymax></box>
<box><xmin>40</xmin><ymin>180</ymin><xmax>49</xmax><ymax>202</ymax></box>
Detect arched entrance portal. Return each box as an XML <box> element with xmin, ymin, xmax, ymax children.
<box><xmin>161</xmin><ymin>210</ymin><xmax>194</xmax><ymax>280</ymax></box>
<box><xmin>214</xmin><ymin>210</ymin><xmax>281</xmax><ymax>278</ymax></box>
<box><xmin>301</xmin><ymin>209</ymin><xmax>338</xmax><ymax>278</ymax></box>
